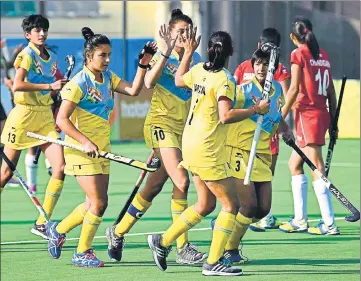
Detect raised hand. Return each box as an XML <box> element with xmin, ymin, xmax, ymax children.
<box><xmin>139</xmin><ymin>41</ymin><xmax>158</xmax><ymax>66</ymax></box>
<box><xmin>180</xmin><ymin>24</ymin><xmax>201</xmax><ymax>54</ymax></box>
<box><xmin>159</xmin><ymin>24</ymin><xmax>178</xmax><ymax>54</ymax></box>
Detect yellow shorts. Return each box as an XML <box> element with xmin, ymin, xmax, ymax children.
<box><xmin>144</xmin><ymin>124</ymin><xmax>182</xmax><ymax>149</ymax></box>
<box><xmin>227</xmin><ymin>146</ymin><xmax>272</xmax><ymax>182</ymax></box>
<box><xmin>0</xmin><ymin>104</ymin><xmax>59</xmax><ymax>150</ymax></box>
<box><xmin>178</xmin><ymin>161</ymin><xmax>232</xmax><ymax>181</ymax></box>
<box><xmin>64</xmin><ymin>160</ymin><xmax>110</xmax><ymax>176</ymax></box>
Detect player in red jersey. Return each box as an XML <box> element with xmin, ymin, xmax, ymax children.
<box><xmin>234</xmin><ymin>28</ymin><xmax>291</xmax><ymax>232</ymax></box>
<box><xmin>279</xmin><ymin>17</ymin><xmax>339</xmax><ymax>235</ymax></box>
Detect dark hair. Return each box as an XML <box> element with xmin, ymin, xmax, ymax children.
<box><xmin>292</xmin><ymin>17</ymin><xmax>320</xmax><ymax>59</ymax></box>
<box><xmin>259</xmin><ymin>27</ymin><xmax>281</xmax><ymax>47</ymax></box>
<box><xmin>81</xmin><ymin>27</ymin><xmax>111</xmax><ymax>63</ymax></box>
<box><xmin>22</xmin><ymin>14</ymin><xmax>49</xmax><ymax>33</ymax></box>
<box><xmin>251</xmin><ymin>48</ymin><xmax>279</xmax><ymax>71</ymax></box>
<box><xmin>204</xmin><ymin>31</ymin><xmax>233</xmax><ymax>72</ymax></box>
<box><xmin>169</xmin><ymin>9</ymin><xmax>193</xmax><ymax>29</ymax></box>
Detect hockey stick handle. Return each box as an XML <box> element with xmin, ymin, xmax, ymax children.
<box><xmin>285</xmin><ymin>139</ymin><xmax>360</xmax><ymax>222</ymax></box>
<box><xmin>27</xmin><ymin>132</ymin><xmax>85</xmax><ymax>152</ymax></box>
<box><xmin>113</xmin><ymin>151</ymin><xmax>155</xmax><ymax>225</ymax></box>
<box><xmin>0</xmin><ymin>149</ymin><xmax>50</xmax><ymax>222</ymax></box>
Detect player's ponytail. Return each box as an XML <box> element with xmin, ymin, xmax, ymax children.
<box><xmin>204</xmin><ymin>31</ymin><xmax>233</xmax><ymax>72</ymax></box>
<box><xmin>81</xmin><ymin>27</ymin><xmax>111</xmax><ymax>64</ymax></box>
<box><xmin>292</xmin><ymin>17</ymin><xmax>320</xmax><ymax>60</ymax></box>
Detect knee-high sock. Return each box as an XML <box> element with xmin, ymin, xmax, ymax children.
<box><xmin>56</xmin><ymin>203</ymin><xmax>86</xmax><ymax>234</ymax></box>
<box><xmin>36</xmin><ymin>177</ymin><xmax>64</xmax><ymax>224</ymax></box>
<box><xmin>313</xmin><ymin>179</ymin><xmax>335</xmax><ymax>226</ymax></box>
<box><xmin>171</xmin><ymin>199</ymin><xmax>188</xmax><ymax>249</ymax></box>
<box><xmin>114</xmin><ymin>193</ymin><xmax>151</xmax><ymax>237</ymax></box>
<box><xmin>162</xmin><ymin>205</ymin><xmax>203</xmax><ymax>248</ymax></box>
<box><xmin>207</xmin><ymin>211</ymin><xmax>236</xmax><ymax>264</ymax></box>
<box><xmin>224</xmin><ymin>212</ymin><xmax>252</xmax><ymax>251</ymax></box>
<box><xmin>291</xmin><ymin>174</ymin><xmax>308</xmax><ymax>222</ymax></box>
<box><xmin>77</xmin><ymin>210</ymin><xmax>103</xmax><ymax>253</ymax></box>
<box><xmin>25</xmin><ymin>153</ymin><xmax>38</xmax><ymax>187</ymax></box>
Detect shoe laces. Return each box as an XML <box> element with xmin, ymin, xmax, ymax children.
<box><xmin>84</xmin><ymin>249</ymin><xmax>97</xmax><ymax>260</ymax></box>
<box><xmin>112</xmin><ymin>232</ymin><xmax>125</xmax><ymax>249</ymax></box>
<box><xmin>219</xmin><ymin>257</ymin><xmax>232</xmax><ymax>267</ymax></box>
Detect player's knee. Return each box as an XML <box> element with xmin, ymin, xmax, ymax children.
<box><xmin>196</xmin><ymin>200</ymin><xmax>216</xmax><ymax>216</ymax></box>
<box><xmin>93</xmin><ymin>198</ymin><xmax>108</xmax><ymax>216</ymax></box>
<box><xmin>174</xmin><ymin>176</ymin><xmax>190</xmax><ymax>193</ymax></box>
<box><xmin>288</xmin><ymin>159</ymin><xmax>303</xmax><ymax>175</ymax></box>
<box><xmin>51</xmin><ymin>162</ymin><xmax>65</xmax><ymax>177</ymax></box>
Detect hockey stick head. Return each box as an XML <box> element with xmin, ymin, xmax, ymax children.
<box><xmin>260</xmin><ymin>42</ymin><xmax>279</xmax><ymax>53</ymax></box>
<box><xmin>345</xmin><ymin>211</ymin><xmax>360</xmax><ymax>222</ymax></box>
<box><xmin>147</xmin><ymin>157</ymin><xmax>161</xmax><ymax>171</ymax></box>
<box><xmin>65</xmin><ymin>55</ymin><xmax>75</xmax><ymax>67</ymax></box>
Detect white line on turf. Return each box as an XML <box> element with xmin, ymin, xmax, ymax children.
<box><xmin>0</xmin><ymin>218</ymin><xmax>346</xmax><ymax>246</ymax></box>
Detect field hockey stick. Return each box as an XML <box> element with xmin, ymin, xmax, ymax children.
<box><xmin>27</xmin><ymin>132</ymin><xmax>161</xmax><ymax>172</ymax></box>
<box><xmin>114</xmin><ymin>151</ymin><xmax>155</xmax><ymax>225</ymax></box>
<box><xmin>0</xmin><ymin>149</ymin><xmax>50</xmax><ymax>222</ymax></box>
<box><xmin>33</xmin><ymin>55</ymin><xmax>76</xmax><ymax>165</ymax></box>
<box><xmin>244</xmin><ymin>43</ymin><xmax>280</xmax><ymax>185</ymax></box>
<box><xmin>0</xmin><ymin>43</ymin><xmax>16</xmax><ymax>79</ymax></box>
<box><xmin>325</xmin><ymin>75</ymin><xmax>347</xmax><ymax>176</ymax></box>
<box><xmin>284</xmin><ymin>138</ymin><xmax>360</xmax><ymax>222</ymax></box>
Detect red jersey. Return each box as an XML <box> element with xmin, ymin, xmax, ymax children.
<box><xmin>234</xmin><ymin>59</ymin><xmax>290</xmax><ymax>85</ymax></box>
<box><xmin>290</xmin><ymin>44</ymin><xmax>333</xmax><ymax>111</ymax></box>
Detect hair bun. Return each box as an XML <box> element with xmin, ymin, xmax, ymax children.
<box><xmin>81</xmin><ymin>27</ymin><xmax>95</xmax><ymax>40</ymax></box>
<box><xmin>171</xmin><ymin>8</ymin><xmax>183</xmax><ymax>19</ymax></box>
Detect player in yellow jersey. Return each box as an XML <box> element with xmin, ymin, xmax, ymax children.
<box><xmin>106</xmin><ymin>9</ymin><xmax>206</xmax><ymax>264</ymax></box>
<box><xmin>222</xmin><ymin>48</ymin><xmax>294</xmax><ymax>264</ymax></box>
<box><xmin>0</xmin><ymin>15</ymin><xmax>68</xmax><ymax>238</ymax></box>
<box><xmin>44</xmin><ymin>27</ymin><xmax>157</xmax><ymax>268</ymax></box>
<box><xmin>148</xmin><ymin>29</ymin><xmax>269</xmax><ymax>276</ymax></box>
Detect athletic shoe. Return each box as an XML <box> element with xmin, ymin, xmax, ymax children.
<box><xmin>176</xmin><ymin>243</ymin><xmax>207</xmax><ymax>264</ymax></box>
<box><xmin>248</xmin><ymin>222</ymin><xmax>266</xmax><ymax>232</ymax></box>
<box><xmin>279</xmin><ymin>219</ymin><xmax>308</xmax><ymax>233</ymax></box>
<box><xmin>202</xmin><ymin>257</ymin><xmax>243</xmax><ymax>276</ymax></box>
<box><xmin>31</xmin><ymin>222</ymin><xmax>48</xmax><ymax>239</ymax></box>
<box><xmin>7</xmin><ymin>178</ymin><xmax>20</xmax><ymax>187</ymax></box>
<box><xmin>106</xmin><ymin>225</ymin><xmax>125</xmax><ymax>262</ymax></box>
<box><xmin>72</xmin><ymin>249</ymin><xmax>104</xmax><ymax>267</ymax></box>
<box><xmin>29</xmin><ymin>184</ymin><xmax>37</xmax><ymax>195</ymax></box>
<box><xmin>223</xmin><ymin>248</ymin><xmax>249</xmax><ymax>264</ymax></box>
<box><xmin>46</xmin><ymin>221</ymin><xmax>66</xmax><ymax>259</ymax></box>
<box><xmin>307</xmin><ymin>221</ymin><xmax>340</xmax><ymax>235</ymax></box>
<box><xmin>249</xmin><ymin>215</ymin><xmax>282</xmax><ymax>232</ymax></box>
<box><xmin>148</xmin><ymin>234</ymin><xmax>172</xmax><ymax>271</ymax></box>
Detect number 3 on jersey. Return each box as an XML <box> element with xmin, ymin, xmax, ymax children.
<box><xmin>315</xmin><ymin>68</ymin><xmax>329</xmax><ymax>96</ymax></box>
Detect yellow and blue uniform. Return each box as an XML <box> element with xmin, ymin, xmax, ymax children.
<box><xmin>60</xmin><ymin>66</ymin><xmax>121</xmax><ymax>176</ymax></box>
<box><xmin>1</xmin><ymin>42</ymin><xmax>60</xmax><ymax>149</ymax></box>
<box><xmin>227</xmin><ymin>77</ymin><xmax>285</xmax><ymax>182</ymax></box>
<box><xmin>144</xmin><ymin>50</ymin><xmax>201</xmax><ymax>149</ymax></box>
<box><xmin>179</xmin><ymin>63</ymin><xmax>236</xmax><ymax>181</ymax></box>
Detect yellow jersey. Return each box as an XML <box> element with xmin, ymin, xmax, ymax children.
<box><xmin>227</xmin><ymin>77</ymin><xmax>285</xmax><ymax>155</ymax></box>
<box><xmin>60</xmin><ymin>66</ymin><xmax>121</xmax><ymax>165</ymax></box>
<box><xmin>182</xmin><ymin>63</ymin><xmax>236</xmax><ymax>167</ymax></box>
<box><xmin>13</xmin><ymin>42</ymin><xmax>59</xmax><ymax>106</ymax></box>
<box><xmin>144</xmin><ymin>50</ymin><xmax>202</xmax><ymax>135</ymax></box>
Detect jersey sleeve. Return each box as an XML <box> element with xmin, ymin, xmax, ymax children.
<box><xmin>110</xmin><ymin>71</ymin><xmax>122</xmax><ymax>90</ymax></box>
<box><xmin>13</xmin><ymin>51</ymin><xmax>32</xmax><ymax>71</ymax></box>
<box><xmin>216</xmin><ymin>75</ymin><xmax>236</xmax><ymax>102</ymax></box>
<box><xmin>274</xmin><ymin>63</ymin><xmax>291</xmax><ymax>82</ymax></box>
<box><xmin>290</xmin><ymin>49</ymin><xmax>304</xmax><ymax>68</ymax></box>
<box><xmin>182</xmin><ymin>66</ymin><xmax>194</xmax><ymax>89</ymax></box>
<box><xmin>149</xmin><ymin>52</ymin><xmax>161</xmax><ymax>69</ymax></box>
<box><xmin>60</xmin><ymin>81</ymin><xmax>83</xmax><ymax>104</ymax></box>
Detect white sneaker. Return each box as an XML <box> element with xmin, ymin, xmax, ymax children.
<box><xmin>308</xmin><ymin>221</ymin><xmax>340</xmax><ymax>235</ymax></box>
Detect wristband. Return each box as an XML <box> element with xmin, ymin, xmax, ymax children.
<box><xmin>161</xmin><ymin>53</ymin><xmax>170</xmax><ymax>59</ymax></box>
<box><xmin>138</xmin><ymin>63</ymin><xmax>149</xmax><ymax>69</ymax></box>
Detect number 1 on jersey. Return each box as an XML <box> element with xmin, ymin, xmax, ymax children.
<box><xmin>315</xmin><ymin>68</ymin><xmax>330</xmax><ymax>96</ymax></box>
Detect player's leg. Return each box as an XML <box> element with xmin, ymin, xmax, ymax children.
<box><xmin>25</xmin><ymin>146</ymin><xmax>38</xmax><ymax>194</ymax></box>
<box><xmin>32</xmin><ymin>142</ymin><xmax>65</xmax><ymax>238</ymax></box>
<box><xmin>0</xmin><ymin>146</ymin><xmax>22</xmax><ymax>193</ymax></box>
<box><xmin>301</xmin><ymin>144</ymin><xmax>339</xmax><ymax>235</ymax></box>
<box><xmin>107</xmin><ymin>158</ymin><xmax>169</xmax><ymax>261</ymax></box>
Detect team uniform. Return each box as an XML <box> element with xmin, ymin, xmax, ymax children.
<box><xmin>234</xmin><ymin>59</ymin><xmax>290</xmax><ymax>155</ymax></box>
<box><xmin>290</xmin><ymin>45</ymin><xmax>332</xmax><ymax>148</ymax></box>
<box><xmin>60</xmin><ymin>66</ymin><xmax>121</xmax><ymax>175</ymax></box>
<box><xmin>0</xmin><ymin>42</ymin><xmax>60</xmax><ymax>149</ymax></box>
<box><xmin>144</xmin><ymin>50</ymin><xmax>201</xmax><ymax>149</ymax></box>
<box><xmin>227</xmin><ymin>78</ymin><xmax>285</xmax><ymax>182</ymax></box>
<box><xmin>179</xmin><ymin>63</ymin><xmax>236</xmax><ymax>181</ymax></box>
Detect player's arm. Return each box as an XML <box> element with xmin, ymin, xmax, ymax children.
<box><xmin>282</xmin><ymin>63</ymin><xmax>301</xmax><ymax>119</ymax></box>
<box><xmin>327</xmin><ymin>81</ymin><xmax>337</xmax><ymax>123</ymax></box>
<box><xmin>115</xmin><ymin>42</ymin><xmax>157</xmax><ymax>96</ymax></box>
<box><xmin>278</xmin><ymin>117</ymin><xmax>294</xmax><ymax>143</ymax></box>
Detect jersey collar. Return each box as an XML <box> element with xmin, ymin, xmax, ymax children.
<box><xmin>252</xmin><ymin>77</ymin><xmax>275</xmax><ymax>97</ymax></box>
<box><xmin>28</xmin><ymin>42</ymin><xmax>46</xmax><ymax>56</ymax></box>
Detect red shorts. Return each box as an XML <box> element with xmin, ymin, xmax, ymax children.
<box><xmin>270</xmin><ymin>133</ymin><xmax>279</xmax><ymax>155</ymax></box>
<box><xmin>294</xmin><ymin>109</ymin><xmax>330</xmax><ymax>148</ymax></box>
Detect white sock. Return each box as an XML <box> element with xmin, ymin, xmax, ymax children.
<box><xmin>313</xmin><ymin>179</ymin><xmax>335</xmax><ymax>226</ymax></box>
<box><xmin>25</xmin><ymin>153</ymin><xmax>38</xmax><ymax>186</ymax></box>
<box><xmin>291</xmin><ymin>174</ymin><xmax>308</xmax><ymax>222</ymax></box>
